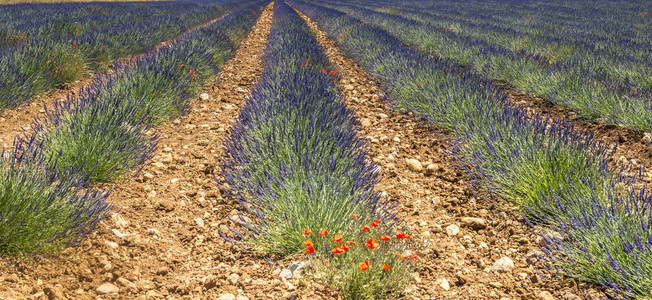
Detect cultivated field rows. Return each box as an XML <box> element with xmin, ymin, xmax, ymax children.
<box><xmin>1</xmin><ymin>0</ymin><xmax>651</xmax><ymax>299</ymax></box>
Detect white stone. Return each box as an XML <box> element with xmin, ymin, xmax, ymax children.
<box><xmin>493</xmin><ymin>256</ymin><xmax>515</xmax><ymax>273</ymax></box>
<box><xmin>446</xmin><ymin>224</ymin><xmax>460</xmax><ymax>236</ymax></box>
<box><xmin>279</xmin><ymin>269</ymin><xmax>293</xmax><ymax>280</ymax></box>
<box><xmin>218</xmin><ymin>294</ymin><xmax>236</xmax><ymax>300</ymax></box>
<box><xmin>96</xmin><ymin>283</ymin><xmax>119</xmax><ymax>294</ymax></box>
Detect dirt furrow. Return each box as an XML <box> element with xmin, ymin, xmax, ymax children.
<box><xmin>0</xmin><ymin>4</ymin><xmax>312</xmax><ymax>300</ymax></box>
<box><xmin>295</xmin><ymin>8</ymin><xmax>604</xmax><ymax>300</ymax></box>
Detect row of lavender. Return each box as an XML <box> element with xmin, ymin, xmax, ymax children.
<box><xmin>289</xmin><ymin>0</ymin><xmax>652</xmax><ymax>297</ymax></box>
<box><xmin>306</xmin><ymin>0</ymin><xmax>652</xmax><ymax>131</ymax></box>
<box><xmin>220</xmin><ymin>2</ymin><xmax>417</xmax><ymax>298</ymax></box>
<box><xmin>0</xmin><ymin>1</ymin><xmax>266</xmax><ymax>256</ymax></box>
<box><xmin>0</xmin><ymin>0</ymin><xmax>240</xmax><ymax>111</ymax></box>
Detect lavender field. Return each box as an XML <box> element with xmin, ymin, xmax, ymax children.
<box><xmin>1</xmin><ymin>0</ymin><xmax>651</xmax><ymax>299</ymax></box>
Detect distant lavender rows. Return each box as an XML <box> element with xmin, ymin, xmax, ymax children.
<box><xmin>0</xmin><ymin>1</ymin><xmax>267</xmax><ymax>255</ymax></box>
<box><xmin>289</xmin><ymin>0</ymin><xmax>652</xmax><ymax>297</ymax></box>
<box><xmin>220</xmin><ymin>0</ymin><xmax>397</xmax><ymax>255</ymax></box>
<box><xmin>0</xmin><ymin>0</ymin><xmax>241</xmax><ymax>111</ymax></box>
<box><xmin>306</xmin><ymin>0</ymin><xmax>652</xmax><ymax>131</ymax></box>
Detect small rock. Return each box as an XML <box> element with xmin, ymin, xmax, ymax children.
<box><xmin>195</xmin><ymin>218</ymin><xmax>205</xmax><ymax>228</ymax></box>
<box><xmin>170</xmin><ymin>178</ymin><xmax>179</xmax><ymax>183</ymax></box>
<box><xmin>455</xmin><ymin>274</ymin><xmax>468</xmax><ymax>285</ymax></box>
<box><xmin>43</xmin><ymin>285</ymin><xmax>64</xmax><ymax>299</ymax></box>
<box><xmin>218</xmin><ymin>293</ymin><xmax>237</xmax><ymax>300</ymax></box>
<box><xmin>446</xmin><ymin>224</ymin><xmax>460</xmax><ymax>236</ymax></box>
<box><xmin>96</xmin><ymin>283</ymin><xmax>119</xmax><ymax>294</ymax></box>
<box><xmin>143</xmin><ymin>173</ymin><xmax>154</xmax><ymax>180</ymax></box>
<box><xmin>289</xmin><ymin>261</ymin><xmax>306</xmax><ymax>277</ymax></box>
<box><xmin>281</xmin><ymin>278</ymin><xmax>294</xmax><ymax>290</ymax></box>
<box><xmin>237</xmin><ymin>297</ymin><xmax>250</xmax><ymax>300</ymax></box>
<box><xmin>460</xmin><ymin>217</ymin><xmax>486</xmax><ymax>230</ymax></box>
<box><xmin>489</xmin><ymin>282</ymin><xmax>503</xmax><ymax>288</ymax></box>
<box><xmin>199</xmin><ymin>93</ymin><xmax>210</xmax><ymax>100</ymax></box>
<box><xmin>156</xmin><ymin>267</ymin><xmax>169</xmax><ymax>276</ymax></box>
<box><xmin>202</xmin><ymin>275</ymin><xmax>218</xmax><ymax>289</ymax></box>
<box><xmin>530</xmin><ymin>274</ymin><xmax>540</xmax><ymax>284</ymax></box>
<box><xmin>105</xmin><ymin>241</ymin><xmax>119</xmax><ymax>248</ymax></box>
<box><xmin>538</xmin><ymin>291</ymin><xmax>555</xmax><ymax>300</ymax></box>
<box><xmin>406</xmin><ymin>159</ymin><xmax>423</xmax><ymax>172</ymax></box>
<box><xmin>111</xmin><ymin>229</ymin><xmax>124</xmax><ymax>238</ymax></box>
<box><xmin>360</xmin><ymin>118</ymin><xmax>371</xmax><ymax>127</ymax></box>
<box><xmin>439</xmin><ymin>278</ymin><xmax>450</xmax><ymax>291</ymax></box>
<box><xmin>425</xmin><ymin>163</ymin><xmax>439</xmax><ymax>175</ymax></box>
<box><xmin>227</xmin><ymin>273</ymin><xmax>239</xmax><ymax>285</ymax></box>
<box><xmin>643</xmin><ymin>133</ymin><xmax>652</xmax><ymax>145</ymax></box>
<box><xmin>493</xmin><ymin>256</ymin><xmax>515</xmax><ymax>273</ymax></box>
<box><xmin>378</xmin><ymin>113</ymin><xmax>388</xmax><ymax>119</ymax></box>
<box><xmin>279</xmin><ymin>269</ymin><xmax>293</xmax><ymax>280</ymax></box>
<box><xmin>344</xmin><ymin>84</ymin><xmax>354</xmax><ymax>90</ymax></box>
<box><xmin>411</xmin><ymin>272</ymin><xmax>421</xmax><ymax>284</ymax></box>
<box><xmin>117</xmin><ymin>277</ymin><xmax>138</xmax><ymax>290</ymax></box>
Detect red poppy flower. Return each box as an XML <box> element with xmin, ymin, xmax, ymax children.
<box><xmin>410</xmin><ymin>253</ymin><xmax>420</xmax><ymax>260</ymax></box>
<box><xmin>380</xmin><ymin>235</ymin><xmax>391</xmax><ymax>241</ymax></box>
<box><xmin>348</xmin><ymin>241</ymin><xmax>356</xmax><ymax>246</ymax></box>
<box><xmin>365</xmin><ymin>238</ymin><xmax>379</xmax><ymax>249</ymax></box>
<box><xmin>303</xmin><ymin>228</ymin><xmax>312</xmax><ymax>235</ymax></box>
<box><xmin>304</xmin><ymin>240</ymin><xmax>313</xmax><ymax>247</ymax></box>
<box><xmin>333</xmin><ymin>234</ymin><xmax>342</xmax><ymax>243</ymax></box>
<box><xmin>332</xmin><ymin>246</ymin><xmax>344</xmax><ymax>254</ymax></box>
<box><xmin>362</xmin><ymin>225</ymin><xmax>370</xmax><ymax>232</ymax></box>
<box><xmin>383</xmin><ymin>264</ymin><xmax>390</xmax><ymax>271</ymax></box>
<box><xmin>319</xmin><ymin>229</ymin><xmax>328</xmax><ymax>236</ymax></box>
<box><xmin>398</xmin><ymin>253</ymin><xmax>408</xmax><ymax>259</ymax></box>
<box><xmin>396</xmin><ymin>231</ymin><xmax>410</xmax><ymax>239</ymax></box>
<box><xmin>417</xmin><ymin>82</ymin><xmax>421</xmax><ymax>85</ymax></box>
<box><xmin>72</xmin><ymin>43</ymin><xmax>76</xmax><ymax>47</ymax></box>
<box><xmin>371</xmin><ymin>219</ymin><xmax>380</xmax><ymax>227</ymax></box>
<box><xmin>341</xmin><ymin>243</ymin><xmax>349</xmax><ymax>251</ymax></box>
<box><xmin>350</xmin><ymin>213</ymin><xmax>360</xmax><ymax>219</ymax></box>
<box><xmin>305</xmin><ymin>245</ymin><xmax>315</xmax><ymax>254</ymax></box>
<box><xmin>358</xmin><ymin>260</ymin><xmax>369</xmax><ymax>271</ymax></box>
